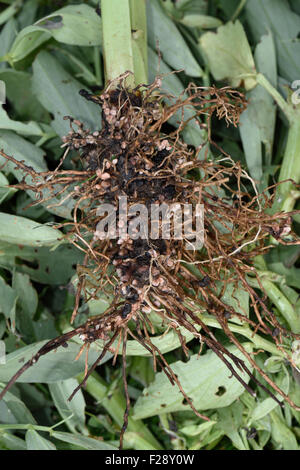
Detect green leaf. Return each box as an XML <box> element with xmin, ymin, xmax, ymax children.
<box><xmin>0</xmin><ymin>242</ymin><xmax>83</xmax><ymax>285</ymax></box>
<box><xmin>239</xmin><ymin>109</ymin><xmax>263</xmax><ymax>182</ymax></box>
<box><xmin>51</xmin><ymin>431</ymin><xmax>117</xmax><ymax>450</ymax></box>
<box><xmin>147</xmin><ymin>0</ymin><xmax>203</xmax><ymax>77</ymax></box>
<box><xmin>199</xmin><ymin>20</ymin><xmax>257</xmax><ymax>90</ymax></box>
<box><xmin>246</xmin><ymin>0</ymin><xmax>300</xmax><ymax>83</ymax></box>
<box><xmin>217</xmin><ymin>402</ymin><xmax>249</xmax><ymax>450</ymax></box>
<box><xmin>80</xmin><ymin>372</ymin><xmax>162</xmax><ymax>450</ymax></box>
<box><xmin>0</xmin><ymin>276</ymin><xmax>17</xmax><ymax>331</ymax></box>
<box><xmin>0</xmin><ymin>340</ymin><xmax>112</xmax><ymax>383</ymax></box>
<box><xmin>0</xmin><ymin>130</ymin><xmax>72</xmax><ymax>219</ymax></box>
<box><xmin>12</xmin><ymin>272</ymin><xmax>38</xmax><ymax>318</ymax></box>
<box><xmin>130</xmin><ymin>357</ymin><xmax>155</xmax><ymax>388</ymax></box>
<box><xmin>292</xmin><ymin>341</ymin><xmax>300</xmax><ymax>372</ymax></box>
<box><xmin>176</xmin><ymin>0</ymin><xmax>208</xmax><ymax>15</ymax></box>
<box><xmin>239</xmin><ymin>32</ymin><xmax>277</xmax><ymax>184</ymax></box>
<box><xmin>180</xmin><ymin>420</ymin><xmax>217</xmax><ymax>437</ymax></box>
<box><xmin>0</xmin><ymin>130</ymin><xmax>47</xmax><ymax>174</ymax></box>
<box><xmin>49</xmin><ymin>378</ymin><xmax>86</xmax><ymax>434</ymax></box>
<box><xmin>32</xmin><ymin>51</ymin><xmax>101</xmax><ymax>137</ymax></box>
<box><xmin>8</xmin><ymin>4</ymin><xmax>102</xmax><ymax>64</ymax></box>
<box><xmin>0</xmin><ymin>18</ymin><xmax>17</xmax><ymax>69</ymax></box>
<box><xmin>0</xmin><ymin>432</ymin><xmax>26</xmax><ymax>450</ymax></box>
<box><xmin>8</xmin><ymin>25</ymin><xmax>51</xmax><ymax>64</ymax></box>
<box><xmin>77</xmin><ymin>321</ymin><xmax>199</xmax><ymax>357</ymax></box>
<box><xmin>290</xmin><ymin>0</ymin><xmax>300</xmax><ymax>15</ymax></box>
<box><xmin>221</xmin><ymin>282</ymin><xmax>249</xmax><ymax>323</ymax></box>
<box><xmin>54</xmin><ymin>47</ymin><xmax>100</xmax><ymax>87</ymax></box>
<box><xmin>0</xmin><ymin>105</ymin><xmax>43</xmax><ymax>136</ymax></box>
<box><xmin>17</xmin><ymin>382</ymin><xmax>50</xmax><ymax>410</ymax></box>
<box><xmin>18</xmin><ymin>0</ymin><xmax>39</xmax><ymax>30</ymax></box>
<box><xmin>270</xmin><ymin>410</ymin><xmax>298</xmax><ymax>450</ymax></box>
<box><xmin>265</xmin><ymin>246</ymin><xmax>300</xmax><ymax>289</ymax></box>
<box><xmin>0</xmin><ymin>69</ymin><xmax>49</xmax><ymax>121</ymax></box>
<box><xmin>0</xmin><ymin>0</ymin><xmax>22</xmax><ymax>27</ymax></box>
<box><xmin>88</xmin><ymin>297</ymin><xmax>113</xmax><ymax>316</ymax></box>
<box><xmin>251</xmin><ymin>397</ymin><xmax>279</xmax><ymax>423</ymax></box>
<box><xmin>0</xmin><ymin>171</ymin><xmax>17</xmax><ymax>204</ymax></box>
<box><xmin>179</xmin><ymin>14</ymin><xmax>222</xmax><ymax>29</ymax></box>
<box><xmin>0</xmin><ymin>388</ymin><xmax>36</xmax><ymax>425</ymax></box>
<box><xmin>0</xmin><ymin>213</ymin><xmax>63</xmax><ymax>247</ymax></box>
<box><xmin>250</xmin><ymin>366</ymin><xmax>290</xmax><ymax>422</ymax></box>
<box><xmin>34</xmin><ymin>4</ymin><xmax>102</xmax><ymax>47</ymax></box>
<box><xmin>264</xmin><ymin>356</ymin><xmax>284</xmax><ymax>374</ymax></box>
<box><xmin>148</xmin><ymin>47</ymin><xmax>205</xmax><ymax>147</ymax></box>
<box><xmin>133</xmin><ymin>344</ymin><xmax>253</xmax><ymax>419</ymax></box>
<box><xmin>25</xmin><ymin>429</ymin><xmax>56</xmax><ymax>450</ymax></box>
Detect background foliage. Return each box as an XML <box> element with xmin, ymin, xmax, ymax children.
<box><xmin>0</xmin><ymin>0</ymin><xmax>299</xmax><ymax>450</ymax></box>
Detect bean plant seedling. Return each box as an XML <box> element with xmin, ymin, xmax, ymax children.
<box><xmin>0</xmin><ymin>0</ymin><xmax>300</xmax><ymax>451</ymax></box>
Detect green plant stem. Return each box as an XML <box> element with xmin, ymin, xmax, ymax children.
<box><xmin>183</xmin><ymin>305</ymin><xmax>286</xmax><ymax>357</ymax></box>
<box><xmin>277</xmin><ymin>120</ymin><xmax>300</xmax><ymax>210</ymax></box>
<box><xmin>231</xmin><ymin>0</ymin><xmax>247</xmax><ymax>21</ymax></box>
<box><xmin>256</xmin><ymin>73</ymin><xmax>300</xmax><ymax>212</ymax></box>
<box><xmin>76</xmin><ymin>371</ymin><xmax>162</xmax><ymax>450</ymax></box>
<box><xmin>130</xmin><ymin>0</ymin><xmax>148</xmax><ymax>85</ymax></box>
<box><xmin>0</xmin><ymin>424</ymin><xmax>52</xmax><ymax>432</ymax></box>
<box><xmin>280</xmin><ymin>191</ymin><xmax>300</xmax><ymax>213</ymax></box>
<box><xmin>101</xmin><ymin>0</ymin><xmax>135</xmax><ymax>87</ymax></box>
<box><xmin>247</xmin><ymin>275</ymin><xmax>300</xmax><ymax>334</ymax></box>
<box><xmin>101</xmin><ymin>0</ymin><xmax>148</xmax><ymax>87</ymax></box>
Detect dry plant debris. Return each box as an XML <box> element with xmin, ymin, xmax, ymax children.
<box><xmin>1</xmin><ymin>73</ymin><xmax>299</xmax><ymax>448</ymax></box>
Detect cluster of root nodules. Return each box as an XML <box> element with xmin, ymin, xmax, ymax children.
<box><xmin>1</xmin><ymin>74</ymin><xmax>300</xmax><ymax>448</ymax></box>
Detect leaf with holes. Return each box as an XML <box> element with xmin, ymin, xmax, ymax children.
<box><xmin>35</xmin><ymin>4</ymin><xmax>102</xmax><ymax>47</ymax></box>
<box><xmin>0</xmin><ymin>213</ymin><xmax>63</xmax><ymax>247</ymax></box>
<box><xmin>133</xmin><ymin>343</ymin><xmax>253</xmax><ymax>419</ymax></box>
<box><xmin>7</xmin><ymin>5</ymin><xmax>102</xmax><ymax>65</ymax></box>
<box><xmin>0</xmin><ymin>242</ymin><xmax>83</xmax><ymax>285</ymax></box>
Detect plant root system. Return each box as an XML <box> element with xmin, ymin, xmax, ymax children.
<box><xmin>1</xmin><ymin>73</ymin><xmax>300</xmax><ymax>448</ymax></box>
